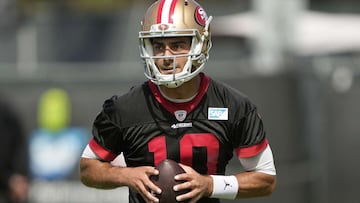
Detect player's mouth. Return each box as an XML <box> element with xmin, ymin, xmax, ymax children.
<box><xmin>160</xmin><ymin>67</ymin><xmax>178</xmax><ymax>74</ymax></box>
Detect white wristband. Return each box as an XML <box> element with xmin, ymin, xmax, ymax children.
<box><xmin>210</xmin><ymin>175</ymin><xmax>238</xmax><ymax>199</ymax></box>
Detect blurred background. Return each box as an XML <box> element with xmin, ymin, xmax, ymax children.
<box><xmin>0</xmin><ymin>0</ymin><xmax>359</xmax><ymax>202</ymax></box>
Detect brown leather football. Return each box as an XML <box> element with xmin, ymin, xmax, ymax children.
<box><xmin>150</xmin><ymin>159</ymin><xmax>189</xmax><ymax>203</ymax></box>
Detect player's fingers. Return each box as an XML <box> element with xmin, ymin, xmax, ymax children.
<box><xmin>143</xmin><ymin>193</ymin><xmax>159</xmax><ymax>203</ymax></box>
<box><xmin>174</xmin><ymin>165</ymin><xmax>193</xmax><ymax>181</ymax></box>
<box><xmin>144</xmin><ymin>166</ymin><xmax>159</xmax><ymax>176</ymax></box>
<box><xmin>174</xmin><ymin>173</ymin><xmax>190</xmax><ymax>182</ymax></box>
<box><xmin>138</xmin><ymin>183</ymin><xmax>160</xmax><ymax>203</ymax></box>
<box><xmin>132</xmin><ymin>167</ymin><xmax>161</xmax><ymax>202</ymax></box>
<box><xmin>175</xmin><ymin>182</ymin><xmax>205</xmax><ymax>203</ymax></box>
<box><xmin>177</xmin><ymin>164</ymin><xmax>197</xmax><ymax>180</ymax></box>
<box><xmin>141</xmin><ymin>193</ymin><xmax>158</xmax><ymax>203</ymax></box>
<box><xmin>175</xmin><ymin>187</ymin><xmax>201</xmax><ymax>203</ymax></box>
<box><xmin>178</xmin><ymin>163</ymin><xmax>192</xmax><ymax>173</ymax></box>
<box><xmin>143</xmin><ymin>167</ymin><xmax>161</xmax><ymax>194</ymax></box>
<box><xmin>173</xmin><ymin>180</ymin><xmax>192</xmax><ymax>192</ymax></box>
<box><xmin>146</xmin><ymin>179</ymin><xmax>162</xmax><ymax>195</ymax></box>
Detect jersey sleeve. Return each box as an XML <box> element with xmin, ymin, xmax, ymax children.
<box><xmin>90</xmin><ymin>96</ymin><xmax>123</xmax><ymax>162</ymax></box>
<box><xmin>233</xmin><ymin>107</ymin><xmax>268</xmax><ymax>158</ymax></box>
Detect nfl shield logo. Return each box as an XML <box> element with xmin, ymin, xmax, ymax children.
<box><xmin>174</xmin><ymin>110</ymin><xmax>187</xmax><ymax>122</ymax></box>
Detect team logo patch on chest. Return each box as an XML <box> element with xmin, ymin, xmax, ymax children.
<box><xmin>174</xmin><ymin>110</ymin><xmax>187</xmax><ymax>122</ymax></box>
<box><xmin>208</xmin><ymin>107</ymin><xmax>228</xmax><ymax>120</ymax></box>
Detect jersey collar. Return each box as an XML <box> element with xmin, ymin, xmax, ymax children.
<box><xmin>148</xmin><ymin>72</ymin><xmax>210</xmax><ymax>114</ymax></box>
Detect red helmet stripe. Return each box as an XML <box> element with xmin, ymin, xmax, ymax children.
<box><xmin>157</xmin><ymin>0</ymin><xmax>166</xmax><ymax>24</ymax></box>
<box><xmin>157</xmin><ymin>0</ymin><xmax>178</xmax><ymax>24</ymax></box>
<box><xmin>168</xmin><ymin>0</ymin><xmax>177</xmax><ymax>23</ymax></box>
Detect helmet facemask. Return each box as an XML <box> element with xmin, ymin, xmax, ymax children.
<box><xmin>139</xmin><ymin>0</ymin><xmax>212</xmax><ymax>88</ymax></box>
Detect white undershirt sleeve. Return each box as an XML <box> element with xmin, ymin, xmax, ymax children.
<box><xmin>81</xmin><ymin>144</ymin><xmax>127</xmax><ymax>167</ymax></box>
<box><xmin>81</xmin><ymin>144</ymin><xmax>98</xmax><ymax>159</ymax></box>
<box><xmin>238</xmin><ymin>145</ymin><xmax>276</xmax><ymax>175</ymax></box>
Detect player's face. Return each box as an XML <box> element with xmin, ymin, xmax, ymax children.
<box><xmin>151</xmin><ymin>37</ymin><xmax>191</xmax><ymax>75</ymax></box>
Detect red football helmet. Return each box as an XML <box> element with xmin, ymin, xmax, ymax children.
<box><xmin>139</xmin><ymin>0</ymin><xmax>212</xmax><ymax>88</ymax></box>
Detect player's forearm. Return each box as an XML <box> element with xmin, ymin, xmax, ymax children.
<box><xmin>235</xmin><ymin>171</ymin><xmax>276</xmax><ymax>198</ymax></box>
<box><xmin>79</xmin><ymin>157</ymin><xmax>127</xmax><ymax>189</ymax></box>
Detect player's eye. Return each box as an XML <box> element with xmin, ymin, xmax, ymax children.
<box><xmin>170</xmin><ymin>43</ymin><xmax>184</xmax><ymax>52</ymax></box>
<box><xmin>153</xmin><ymin>44</ymin><xmax>165</xmax><ymax>53</ymax></box>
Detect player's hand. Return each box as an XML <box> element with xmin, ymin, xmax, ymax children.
<box><xmin>123</xmin><ymin>166</ymin><xmax>161</xmax><ymax>203</ymax></box>
<box><xmin>174</xmin><ymin>164</ymin><xmax>213</xmax><ymax>203</ymax></box>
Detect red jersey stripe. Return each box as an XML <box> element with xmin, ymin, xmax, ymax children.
<box><xmin>235</xmin><ymin>138</ymin><xmax>269</xmax><ymax>158</ymax></box>
<box><xmin>89</xmin><ymin>138</ymin><xmax>117</xmax><ymax>161</ymax></box>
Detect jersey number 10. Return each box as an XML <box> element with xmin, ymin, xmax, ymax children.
<box><xmin>148</xmin><ymin>133</ymin><xmax>219</xmax><ymax>174</ymax></box>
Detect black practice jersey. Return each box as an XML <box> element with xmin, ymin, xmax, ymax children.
<box><xmin>89</xmin><ymin>73</ymin><xmax>268</xmax><ymax>203</ymax></box>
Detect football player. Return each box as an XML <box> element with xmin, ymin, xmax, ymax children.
<box><xmin>80</xmin><ymin>0</ymin><xmax>277</xmax><ymax>203</ymax></box>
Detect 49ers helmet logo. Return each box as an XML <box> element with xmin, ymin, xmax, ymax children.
<box><xmin>158</xmin><ymin>24</ymin><xmax>169</xmax><ymax>30</ymax></box>
<box><xmin>194</xmin><ymin>6</ymin><xmax>207</xmax><ymax>26</ymax></box>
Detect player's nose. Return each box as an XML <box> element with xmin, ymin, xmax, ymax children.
<box><xmin>163</xmin><ymin>57</ymin><xmax>174</xmax><ymax>66</ymax></box>
<box><xmin>163</xmin><ymin>47</ymin><xmax>174</xmax><ymax>56</ymax></box>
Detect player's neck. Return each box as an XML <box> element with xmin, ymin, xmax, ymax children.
<box><xmin>159</xmin><ymin>75</ymin><xmax>201</xmax><ymax>100</ymax></box>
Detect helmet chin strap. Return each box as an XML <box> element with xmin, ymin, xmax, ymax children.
<box><xmin>163</xmin><ymin>79</ymin><xmax>185</xmax><ymax>88</ymax></box>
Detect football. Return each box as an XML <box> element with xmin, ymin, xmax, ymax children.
<box><xmin>150</xmin><ymin>159</ymin><xmax>189</xmax><ymax>203</ymax></box>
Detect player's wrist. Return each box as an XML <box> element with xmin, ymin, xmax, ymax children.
<box><xmin>209</xmin><ymin>175</ymin><xmax>238</xmax><ymax>199</ymax></box>
<box><xmin>203</xmin><ymin>175</ymin><xmax>214</xmax><ymax>198</ymax></box>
